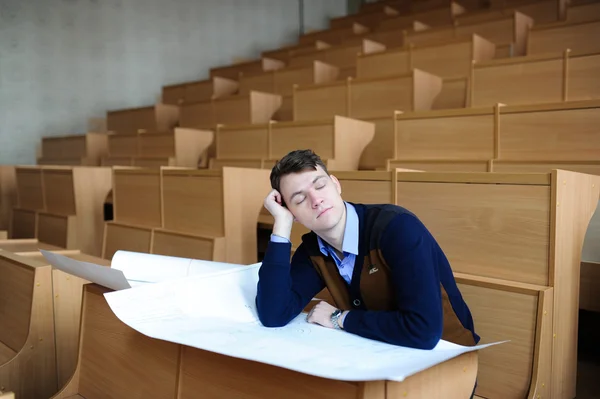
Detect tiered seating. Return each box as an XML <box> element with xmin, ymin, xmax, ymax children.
<box><xmin>293</xmin><ymin>69</ymin><xmax>442</xmax><ymax>120</ymax></box>
<box><xmin>211</xmin><ymin>116</ymin><xmax>375</xmax><ymax>171</ymax></box>
<box><xmin>102</xmin><ymin>128</ymin><xmax>213</xmax><ymax>168</ymax></box>
<box><xmin>377</xmin><ymin>1</ymin><xmax>466</xmax><ymax>31</ymax></box>
<box><xmin>11</xmin><ymin>166</ymin><xmax>111</xmax><ymax>256</ymax></box>
<box><xmin>104</xmin><ymin>166</ymin><xmax>269</xmax><ymax>264</ymax></box>
<box><xmin>210</xmin><ymin>57</ymin><xmax>285</xmax><ymax>80</ymax></box>
<box><xmin>38</xmin><ymin>133</ymin><xmax>108</xmax><ymax>166</ymax></box>
<box><xmin>298</xmin><ymin>22</ymin><xmax>370</xmax><ymax>45</ymax></box>
<box><xmin>262</xmin><ymin>40</ymin><xmax>331</xmax><ymax>62</ymax></box>
<box><xmin>162</xmin><ymin>76</ymin><xmax>238</xmax><ymax>105</ymax></box>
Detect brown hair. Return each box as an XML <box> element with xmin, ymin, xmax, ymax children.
<box><xmin>270</xmin><ymin>150</ymin><xmax>328</xmax><ymax>202</ymax></box>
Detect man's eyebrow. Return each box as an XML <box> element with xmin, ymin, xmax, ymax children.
<box><xmin>290</xmin><ymin>175</ymin><xmax>327</xmax><ymax>201</ymax></box>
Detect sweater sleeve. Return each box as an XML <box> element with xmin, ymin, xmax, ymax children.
<box><xmin>342</xmin><ymin>213</ymin><xmax>444</xmax><ymax>349</ymax></box>
<box><xmin>256</xmin><ymin>240</ymin><xmax>325</xmax><ymax>327</ymax></box>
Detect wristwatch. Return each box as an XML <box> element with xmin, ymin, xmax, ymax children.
<box><xmin>331</xmin><ymin>309</ymin><xmax>343</xmax><ymax>330</ymax></box>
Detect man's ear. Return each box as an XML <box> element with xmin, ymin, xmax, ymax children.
<box><xmin>330</xmin><ymin>174</ymin><xmax>342</xmax><ymax>195</ymax></box>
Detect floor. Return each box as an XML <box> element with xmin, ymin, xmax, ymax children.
<box><xmin>576</xmin><ymin>310</ymin><xmax>600</xmax><ymax>398</ymax></box>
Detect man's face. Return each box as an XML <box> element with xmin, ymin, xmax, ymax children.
<box><xmin>279</xmin><ymin>165</ymin><xmax>345</xmax><ymax>233</ymax></box>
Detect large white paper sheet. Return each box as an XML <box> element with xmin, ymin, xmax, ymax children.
<box><xmin>104</xmin><ymin>263</ymin><xmax>501</xmax><ymax>382</ymax></box>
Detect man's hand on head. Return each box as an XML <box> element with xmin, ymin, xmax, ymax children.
<box><xmin>306</xmin><ymin>301</ymin><xmax>347</xmax><ymax>329</ymax></box>
<box><xmin>264</xmin><ymin>189</ymin><xmax>295</xmax><ymax>239</ymax></box>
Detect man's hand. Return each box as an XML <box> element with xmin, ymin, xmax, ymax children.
<box><xmin>306</xmin><ymin>301</ymin><xmax>347</xmax><ymax>329</ymax></box>
<box><xmin>264</xmin><ymin>189</ymin><xmax>294</xmax><ymax>239</ymax></box>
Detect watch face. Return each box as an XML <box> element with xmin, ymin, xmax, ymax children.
<box><xmin>332</xmin><ymin>309</ymin><xmax>342</xmax><ymax>317</ymax></box>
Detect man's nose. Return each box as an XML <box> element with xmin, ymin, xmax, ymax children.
<box><xmin>310</xmin><ymin>191</ymin><xmax>323</xmax><ymax>208</ymax></box>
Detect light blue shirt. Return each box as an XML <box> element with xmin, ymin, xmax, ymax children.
<box><xmin>271</xmin><ymin>202</ymin><xmax>359</xmax><ymax>285</ymax></box>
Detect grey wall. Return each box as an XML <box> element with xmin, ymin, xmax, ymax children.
<box><xmin>0</xmin><ymin>0</ymin><xmax>346</xmax><ymax>164</ymax></box>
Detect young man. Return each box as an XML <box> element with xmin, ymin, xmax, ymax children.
<box><xmin>256</xmin><ymin>149</ymin><xmax>479</xmax><ymax>351</ymax></box>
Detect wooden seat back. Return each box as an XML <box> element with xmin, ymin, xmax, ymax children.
<box><xmin>209</xmin><ymin>57</ymin><xmax>284</xmax><ymax>80</ymax></box>
<box><xmin>40</xmin><ymin>133</ymin><xmax>108</xmax><ymax>166</ymax></box>
<box><xmin>162</xmin><ymin>77</ymin><xmax>238</xmax><ymax>105</ymax></box>
<box><xmin>106</xmin><ymin>104</ymin><xmax>179</xmax><ymax>135</ymax></box>
<box><xmin>529</xmin><ymin>19</ymin><xmax>600</xmax><ymax>55</ymax></box>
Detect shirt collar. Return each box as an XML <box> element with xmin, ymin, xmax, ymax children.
<box><xmin>317</xmin><ymin>202</ymin><xmax>359</xmax><ymax>256</ymax></box>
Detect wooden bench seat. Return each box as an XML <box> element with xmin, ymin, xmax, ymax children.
<box><xmin>39</xmin><ymin>133</ymin><xmax>108</xmax><ymax>166</ymax></box>
<box><xmin>12</xmin><ymin>166</ymin><xmax>112</xmax><ymax>256</ymax></box>
<box><xmin>104</xmin><ymin>167</ymin><xmax>269</xmax><ymax>264</ymax></box>
<box><xmin>377</xmin><ymin>1</ymin><xmax>466</xmax><ymax>31</ymax></box>
<box><xmin>0</xmin><ymin>251</ymin><xmax>56</xmax><ymax>398</ymax></box>
<box><xmin>405</xmin><ymin>11</ymin><xmax>532</xmax><ymax>56</ymax></box>
<box><xmin>106</xmin><ymin>104</ymin><xmax>179</xmax><ymax>135</ymax></box>
<box><xmin>179</xmin><ymin>91</ymin><xmax>282</xmax><ymax>128</ymax></box>
<box><xmin>239</xmin><ymin>61</ymin><xmax>340</xmax><ymax>96</ymax></box>
<box><xmin>210</xmin><ymin>57</ymin><xmax>284</xmax><ymax>80</ymax></box>
<box><xmin>162</xmin><ymin>76</ymin><xmax>238</xmax><ymax>105</ymax></box>
<box><xmin>262</xmin><ymin>41</ymin><xmax>331</xmax><ymax>63</ymax></box>
<box><xmin>104</xmin><ymin>128</ymin><xmax>213</xmax><ymax>168</ymax></box>
<box><xmin>298</xmin><ymin>23</ymin><xmax>370</xmax><ymax>45</ymax></box>
<box><xmin>51</xmin><ymin>283</ymin><xmax>478</xmax><ymax>399</ymax></box>
<box><xmin>357</xmin><ymin>34</ymin><xmax>495</xmax><ymax>79</ymax></box>
<box><xmin>471</xmin><ymin>51</ymin><xmax>600</xmax><ymax>106</ymax></box>
<box><xmin>214</xmin><ymin>117</ymin><xmax>374</xmax><ymax>171</ymax></box>
<box><xmin>528</xmin><ymin>19</ymin><xmax>600</xmax><ymax>55</ymax></box>
<box><xmin>293</xmin><ymin>69</ymin><xmax>442</xmax><ymax>121</ymax></box>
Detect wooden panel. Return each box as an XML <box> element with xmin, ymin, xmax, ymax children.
<box><xmin>180</xmin><ymin>101</ymin><xmax>214</xmax><ymax>128</ymax></box>
<box><xmin>274</xmin><ymin>95</ymin><xmax>294</xmax><ymax>121</ymax></box>
<box><xmin>11</xmin><ymin>209</ymin><xmax>37</xmax><ymax>239</ymax></box>
<box><xmin>275</xmin><ymin>67</ymin><xmax>316</xmax><ymax>96</ymax></box>
<box><xmin>434</xmin><ymin>77</ymin><xmax>467</xmax><ymax>109</ymax></box>
<box><xmin>0</xmin><ymin>166</ymin><xmax>17</xmax><ymax>231</ymax></box>
<box><xmin>214</xmin><ymin>96</ymin><xmax>250</xmax><ymax>125</ymax></box>
<box><xmin>457</xmin><ymin>281</ymin><xmax>541</xmax><ymax>399</ymax></box>
<box><xmin>216</xmin><ymin>126</ymin><xmax>269</xmax><ymax>159</ymax></box>
<box><xmin>249</xmin><ymin>92</ymin><xmax>282</xmax><ymax>124</ymax></box>
<box><xmin>411</xmin><ymin>40</ymin><xmax>473</xmax><ymax>78</ymax></box>
<box><xmin>239</xmin><ymin>72</ymin><xmax>275</xmax><ymax>95</ymax></box>
<box><xmin>360</xmin><ymin>117</ymin><xmax>395</xmax><ymax>170</ymax></box>
<box><xmin>289</xmin><ymin>44</ymin><xmax>362</xmax><ymax>70</ymax></box>
<box><xmin>395</xmin><ymin>114</ymin><xmax>495</xmax><ymax>160</ymax></box>
<box><xmin>294</xmin><ymin>83</ymin><xmax>347</xmax><ymax>121</ymax></box>
<box><xmin>0</xmin><ymin>256</ymin><xmax>34</xmax><ymax>352</ymax></box>
<box><xmin>178</xmin><ymin>346</ymin><xmax>359</xmax><ymax>399</ymax></box>
<box><xmin>16</xmin><ymin>168</ymin><xmax>44</xmax><ymax>210</ymax></box>
<box><xmin>108</xmin><ymin>134</ymin><xmax>138</xmax><ymax>157</ymax></box>
<box><xmin>77</xmin><ymin>286</ymin><xmax>179</xmax><ymax>399</ymax></box>
<box><xmin>456</xmin><ymin>16</ymin><xmax>514</xmax><ymax>45</ymax></box>
<box><xmin>161</xmin><ymin>172</ymin><xmax>225</xmax><ymax>237</ymax></box>
<box><xmin>43</xmin><ymin>170</ymin><xmax>76</xmax><ymax>215</ymax></box>
<box><xmin>152</xmin><ymin>230</ymin><xmax>217</xmax><ymax>261</ymax></box>
<box><xmin>492</xmin><ymin>161</ymin><xmax>600</xmax><ymax>175</ymax></box>
<box><xmin>472</xmin><ymin>57</ymin><xmax>563</xmax><ymax>107</ymax></box>
<box><xmin>580</xmin><ymin>261</ymin><xmax>600</xmax><ymax>312</ymax></box>
<box><xmin>103</xmin><ymin>222</ymin><xmax>152</xmax><ymax>260</ymax></box>
<box><xmin>270</xmin><ymin>123</ymin><xmax>335</xmax><ymax>160</ymax></box>
<box><xmin>113</xmin><ymin>170</ymin><xmax>161</xmax><ymax>227</ymax></box>
<box><xmin>357</xmin><ymin>49</ymin><xmax>410</xmax><ymax>79</ymax></box>
<box><xmin>396</xmin><ymin>182</ymin><xmax>551</xmax><ymax>285</ymax></box>
<box><xmin>0</xmin><ymin>239</ymin><xmax>64</xmax><ymax>253</ymax></box>
<box><xmin>529</xmin><ymin>20</ymin><xmax>600</xmax><ymax>55</ymax></box>
<box><xmin>567</xmin><ymin>2</ymin><xmax>600</xmax><ymax>23</ymax></box>
<box><xmin>43</xmin><ymin>136</ymin><xmax>87</xmax><ymax>159</ymax></box>
<box><xmin>568</xmin><ymin>53</ymin><xmax>600</xmax><ymax>101</ymax></box>
<box><xmin>499</xmin><ymin>107</ymin><xmax>600</xmax><ymax>160</ymax></box>
<box><xmin>350</xmin><ymin>75</ymin><xmax>414</xmax><ymax>118</ymax></box>
<box><xmin>185</xmin><ymin>80</ymin><xmax>214</xmax><ymax>103</ymax></box>
<box><xmin>342</xmin><ymin>179</ymin><xmax>393</xmax><ymax>204</ymax></box>
<box><xmin>139</xmin><ymin>133</ymin><xmax>176</xmax><ymax>158</ymax></box>
<box><xmin>162</xmin><ymin>83</ymin><xmax>185</xmax><ymax>105</ymax></box>
<box><xmin>37</xmin><ymin>213</ymin><xmax>72</xmax><ymax>249</ymax></box>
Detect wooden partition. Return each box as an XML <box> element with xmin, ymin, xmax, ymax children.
<box><xmin>106</xmin><ymin>104</ymin><xmax>179</xmax><ymax>135</ymax></box>
<box><xmin>471</xmin><ymin>51</ymin><xmax>600</xmax><ymax>107</ymax></box>
<box><xmin>0</xmin><ymin>166</ymin><xmax>16</xmax><ymax>231</ymax></box>
<box><xmin>239</xmin><ymin>61</ymin><xmax>340</xmax><ymax>96</ymax></box>
<box><xmin>210</xmin><ymin>57</ymin><xmax>285</xmax><ymax>80</ymax></box>
<box><xmin>162</xmin><ymin>76</ymin><xmax>238</xmax><ymax>105</ymax></box>
<box><xmin>288</xmin><ymin>39</ymin><xmax>385</xmax><ymax>72</ymax></box>
<box><xmin>102</xmin><ymin>222</ymin><xmax>153</xmax><ymax>260</ymax></box>
<box><xmin>357</xmin><ymin>34</ymin><xmax>495</xmax><ymax>79</ymax></box>
<box><xmin>112</xmin><ymin>167</ymin><xmax>162</xmax><ymax>227</ymax></box>
<box><xmin>405</xmin><ymin>11</ymin><xmax>532</xmax><ymax>56</ymax></box>
<box><xmin>528</xmin><ymin>19</ymin><xmax>600</xmax><ymax>55</ymax></box>
<box><xmin>39</xmin><ymin>133</ymin><xmax>108</xmax><ymax>166</ymax></box>
<box><xmin>15</xmin><ymin>167</ymin><xmax>45</xmax><ymax>211</ymax></box>
<box><xmin>51</xmin><ymin>283</ymin><xmax>478</xmax><ymax>399</ymax></box>
<box><xmin>298</xmin><ymin>23</ymin><xmax>370</xmax><ymax>45</ymax></box>
<box><xmin>180</xmin><ymin>91</ymin><xmax>282</xmax><ymax>128</ymax></box>
<box><xmin>0</xmin><ymin>251</ymin><xmax>57</xmax><ymax>399</ymax></box>
<box><xmin>293</xmin><ymin>69</ymin><xmax>442</xmax><ymax>121</ymax></box>
<box><xmin>215</xmin><ymin>116</ymin><xmax>374</xmax><ymax>171</ymax></box>
<box><xmin>262</xmin><ymin>40</ymin><xmax>331</xmax><ymax>63</ymax></box>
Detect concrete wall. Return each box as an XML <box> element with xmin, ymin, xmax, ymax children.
<box><xmin>0</xmin><ymin>0</ymin><xmax>346</xmax><ymax>164</ymax></box>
